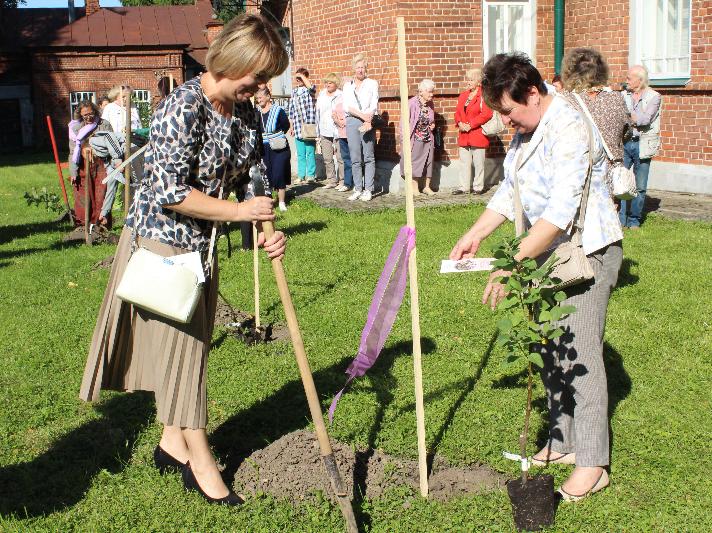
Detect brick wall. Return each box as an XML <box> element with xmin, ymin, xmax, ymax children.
<box><xmin>280</xmin><ymin>0</ymin><xmax>711</xmax><ymax>168</ymax></box>
<box><xmin>32</xmin><ymin>49</ymin><xmax>185</xmax><ymax>149</ymax></box>
<box><xmin>560</xmin><ymin>0</ymin><xmax>712</xmax><ymax>165</ymax></box>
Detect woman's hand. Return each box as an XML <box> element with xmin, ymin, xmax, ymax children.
<box><xmin>236</xmin><ymin>196</ymin><xmax>275</xmax><ymax>222</ymax></box>
<box><xmin>449</xmin><ymin>231</ymin><xmax>481</xmax><ymax>260</ymax></box>
<box><xmin>482</xmin><ymin>269</ymin><xmax>509</xmax><ymax>310</ymax></box>
<box><xmin>459</xmin><ymin>122</ymin><xmax>472</xmax><ymax>132</ymax></box>
<box><xmin>81</xmin><ymin>145</ymin><xmax>94</xmax><ymax>164</ymax></box>
<box><xmin>256</xmin><ymin>230</ymin><xmax>286</xmax><ymax>260</ymax></box>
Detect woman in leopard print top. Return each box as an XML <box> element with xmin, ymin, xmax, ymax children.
<box><xmin>80</xmin><ymin>15</ymin><xmax>289</xmax><ymax>506</ymax></box>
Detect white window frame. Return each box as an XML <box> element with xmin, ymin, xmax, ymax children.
<box><xmin>629</xmin><ymin>0</ymin><xmax>691</xmax><ymax>85</ymax></box>
<box><xmin>270</xmin><ymin>27</ymin><xmax>293</xmax><ymax>97</ymax></box>
<box><xmin>69</xmin><ymin>91</ymin><xmax>96</xmax><ymax>118</ymax></box>
<box><xmin>132</xmin><ymin>89</ymin><xmax>151</xmax><ymax>105</ymax></box>
<box><xmin>482</xmin><ymin>0</ymin><xmax>537</xmax><ymax>63</ymax></box>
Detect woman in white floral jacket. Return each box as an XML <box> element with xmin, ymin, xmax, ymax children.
<box><xmin>450</xmin><ymin>53</ymin><xmax>623</xmax><ymax>502</ymax></box>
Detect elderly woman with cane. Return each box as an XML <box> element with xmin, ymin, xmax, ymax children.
<box><xmin>450</xmin><ymin>53</ymin><xmax>623</xmax><ymax>501</ymax></box>
<box><xmin>79</xmin><ymin>14</ymin><xmax>288</xmax><ymax>505</ymax></box>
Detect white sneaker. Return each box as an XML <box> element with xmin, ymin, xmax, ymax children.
<box><xmin>323</xmin><ymin>182</ymin><xmax>336</xmax><ymax>189</ymax></box>
<box><xmin>335</xmin><ymin>185</ymin><xmax>349</xmax><ymax>192</ymax></box>
<box><xmin>359</xmin><ymin>190</ymin><xmax>372</xmax><ymax>202</ymax></box>
<box><xmin>348</xmin><ymin>190</ymin><xmax>362</xmax><ymax>201</ymax></box>
<box><xmin>278</xmin><ymin>202</ymin><xmax>287</xmax><ymax>212</ymax></box>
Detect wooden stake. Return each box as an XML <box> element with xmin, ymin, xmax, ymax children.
<box><xmin>261</xmin><ymin>220</ymin><xmax>358</xmax><ymax>533</ymax></box>
<box><xmin>169</xmin><ymin>73</ymin><xmax>174</xmax><ymax>93</ymax></box>
<box><xmin>83</xmin><ymin>156</ymin><xmax>91</xmax><ymax>245</ymax></box>
<box><xmin>253</xmin><ymin>223</ymin><xmax>260</xmax><ymax>328</ymax></box>
<box><xmin>123</xmin><ymin>87</ymin><xmax>133</xmax><ymax>219</ymax></box>
<box><xmin>397</xmin><ymin>16</ymin><xmax>429</xmax><ymax>498</ymax></box>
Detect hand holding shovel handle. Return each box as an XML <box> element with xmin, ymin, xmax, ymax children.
<box><xmin>261</xmin><ymin>220</ymin><xmax>358</xmax><ymax>533</ymax></box>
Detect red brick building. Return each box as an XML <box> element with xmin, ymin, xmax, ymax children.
<box><xmin>255</xmin><ymin>0</ymin><xmax>712</xmax><ymax>194</ymax></box>
<box><xmin>0</xmin><ymin>0</ymin><xmax>219</xmax><ymax>151</ymax></box>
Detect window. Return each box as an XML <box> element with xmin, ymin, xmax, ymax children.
<box><xmin>630</xmin><ymin>0</ymin><xmax>691</xmax><ymax>84</ymax></box>
<box><xmin>270</xmin><ymin>27</ymin><xmax>293</xmax><ymax>97</ymax></box>
<box><xmin>483</xmin><ymin>1</ymin><xmax>536</xmax><ymax>62</ymax></box>
<box><xmin>69</xmin><ymin>91</ymin><xmax>96</xmax><ymax>117</ymax></box>
<box><xmin>132</xmin><ymin>89</ymin><xmax>151</xmax><ymax>105</ymax></box>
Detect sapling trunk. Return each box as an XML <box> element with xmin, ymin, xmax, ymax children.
<box><xmin>520</xmin><ymin>362</ymin><xmax>534</xmax><ymax>484</ymax></box>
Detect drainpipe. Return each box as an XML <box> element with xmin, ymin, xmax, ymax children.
<box><xmin>554</xmin><ymin>0</ymin><xmax>564</xmax><ymax>74</ymax></box>
<box><xmin>68</xmin><ymin>0</ymin><xmax>75</xmax><ymax>23</ymax></box>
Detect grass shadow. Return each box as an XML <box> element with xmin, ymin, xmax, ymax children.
<box><xmin>615</xmin><ymin>258</ymin><xmax>639</xmax><ymax>289</ymax></box>
<box><xmin>282</xmin><ymin>221</ymin><xmax>328</xmax><ymax>238</ymax></box>
<box><xmin>0</xmin><ymin>220</ymin><xmax>69</xmax><ymax>246</ymax></box>
<box><xmin>0</xmin><ymin>392</ymin><xmax>155</xmax><ymax>518</ymax></box>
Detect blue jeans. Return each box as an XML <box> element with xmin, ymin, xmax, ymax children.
<box><xmin>295</xmin><ymin>138</ymin><xmax>316</xmax><ymax>179</ymax></box>
<box><xmin>619</xmin><ymin>139</ymin><xmax>651</xmax><ymax>227</ymax></box>
<box><xmin>339</xmin><ymin>138</ymin><xmax>353</xmax><ymax>188</ymax></box>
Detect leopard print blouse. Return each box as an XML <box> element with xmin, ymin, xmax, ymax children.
<box><xmin>126</xmin><ymin>77</ymin><xmax>268</xmax><ymax>252</ymax></box>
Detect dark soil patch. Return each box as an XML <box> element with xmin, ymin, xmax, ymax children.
<box><xmin>63</xmin><ymin>227</ymin><xmax>119</xmax><ymax>245</ymax></box>
<box><xmin>215</xmin><ymin>297</ymin><xmax>290</xmax><ymax>344</ymax></box>
<box><xmin>233</xmin><ymin>430</ymin><xmax>504</xmax><ymax>504</ymax></box>
<box><xmin>92</xmin><ymin>255</ymin><xmax>114</xmax><ymax>270</ymax></box>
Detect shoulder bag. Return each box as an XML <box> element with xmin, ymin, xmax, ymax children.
<box><xmin>479</xmin><ymin>90</ymin><xmax>506</xmax><ymax>136</ymax></box>
<box><xmin>262</xmin><ymin>107</ymin><xmax>288</xmax><ymax>151</ymax></box>
<box><xmin>353</xmin><ymin>81</ymin><xmax>385</xmax><ymax>129</ymax></box>
<box><xmin>573</xmin><ymin>93</ymin><xmax>637</xmax><ymax>200</ymax></box>
<box><xmin>513</xmin><ymin>120</ymin><xmax>595</xmax><ymax>291</ymax></box>
<box><xmin>295</xmin><ymin>90</ymin><xmax>317</xmax><ymax>140</ymax></box>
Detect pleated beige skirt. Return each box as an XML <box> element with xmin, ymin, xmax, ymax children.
<box><xmin>79</xmin><ymin>227</ymin><xmax>218</xmax><ymax>429</ymax></box>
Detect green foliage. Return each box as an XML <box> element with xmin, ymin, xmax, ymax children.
<box><xmin>1</xmin><ymin>153</ymin><xmax>712</xmax><ymax>531</ymax></box>
<box><xmin>120</xmin><ymin>0</ymin><xmax>244</xmax><ymax>22</ymax></box>
<box><xmin>491</xmin><ymin>233</ymin><xmax>575</xmax><ymax>370</ymax></box>
<box><xmin>23</xmin><ymin>187</ymin><xmax>64</xmax><ymax>213</ymax></box>
<box><xmin>136</xmin><ymin>101</ymin><xmax>152</xmax><ymax>130</ymax></box>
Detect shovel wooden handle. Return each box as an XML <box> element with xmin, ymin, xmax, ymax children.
<box><xmin>84</xmin><ymin>157</ymin><xmax>91</xmax><ymax>245</ymax></box>
<box><xmin>261</xmin><ymin>220</ymin><xmax>333</xmax><ymax>455</ymax></box>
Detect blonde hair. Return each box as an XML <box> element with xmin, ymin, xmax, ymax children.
<box><xmin>323</xmin><ymin>72</ymin><xmax>341</xmax><ymax>85</ymax></box>
<box><xmin>206</xmin><ymin>14</ymin><xmax>289</xmax><ymax>80</ymax></box>
<box><xmin>465</xmin><ymin>68</ymin><xmax>482</xmax><ymax>85</ymax></box>
<box><xmin>562</xmin><ymin>48</ymin><xmax>609</xmax><ymax>92</ymax></box>
<box><xmin>352</xmin><ymin>53</ymin><xmax>367</xmax><ymax>68</ymax></box>
<box><xmin>107</xmin><ymin>86</ymin><xmax>122</xmax><ymax>102</ymax></box>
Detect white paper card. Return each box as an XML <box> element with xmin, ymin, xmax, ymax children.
<box><xmin>440</xmin><ymin>258</ymin><xmax>494</xmax><ymax>273</ymax></box>
<box><xmin>168</xmin><ymin>251</ymin><xmax>206</xmax><ymax>283</ymax></box>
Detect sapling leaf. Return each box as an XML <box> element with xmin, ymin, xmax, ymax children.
<box><xmin>497</xmin><ymin>318</ymin><xmax>513</xmax><ymax>332</ymax></box>
<box><xmin>554</xmin><ymin>291</ymin><xmax>567</xmax><ymax>302</ymax></box>
<box><xmin>539</xmin><ymin>309</ymin><xmax>552</xmax><ymax>322</ymax></box>
<box><xmin>528</xmin><ymin>352</ymin><xmax>545</xmax><ymax>368</ymax></box>
<box><xmin>492</xmin><ymin>258</ymin><xmax>510</xmax><ymax>268</ymax></box>
<box><xmin>550</xmin><ymin>327</ymin><xmax>564</xmax><ymax>339</ymax></box>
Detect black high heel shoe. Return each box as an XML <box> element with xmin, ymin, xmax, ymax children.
<box><xmin>181</xmin><ymin>461</ymin><xmax>243</xmax><ymax>506</ymax></box>
<box><xmin>153</xmin><ymin>445</ymin><xmax>186</xmax><ymax>475</ymax></box>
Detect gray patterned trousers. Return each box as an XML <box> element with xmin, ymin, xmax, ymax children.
<box><xmin>539</xmin><ymin>241</ymin><xmax>623</xmax><ymax>467</ymax></box>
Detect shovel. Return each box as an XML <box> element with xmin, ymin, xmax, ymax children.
<box><xmin>261</xmin><ymin>219</ymin><xmax>358</xmax><ymax>533</ymax></box>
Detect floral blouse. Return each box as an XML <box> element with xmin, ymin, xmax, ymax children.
<box><xmin>127</xmin><ymin>77</ymin><xmax>268</xmax><ymax>252</ymax></box>
<box><xmin>487</xmin><ymin>94</ymin><xmax>623</xmax><ymax>255</ymax></box>
<box><xmin>413</xmin><ymin>105</ymin><xmax>432</xmax><ymax>142</ymax></box>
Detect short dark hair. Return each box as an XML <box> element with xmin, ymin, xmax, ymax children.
<box><xmin>481</xmin><ymin>53</ymin><xmax>547</xmax><ymax>111</ymax></box>
<box><xmin>296</xmin><ymin>67</ymin><xmax>309</xmax><ymax>78</ymax></box>
<box><xmin>552</xmin><ymin>74</ymin><xmax>562</xmax><ymax>84</ymax></box>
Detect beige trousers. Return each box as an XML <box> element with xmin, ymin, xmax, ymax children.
<box><xmin>458</xmin><ymin>146</ymin><xmax>486</xmax><ymax>193</ymax></box>
<box><xmin>319</xmin><ymin>136</ymin><xmax>344</xmax><ymax>186</ymax></box>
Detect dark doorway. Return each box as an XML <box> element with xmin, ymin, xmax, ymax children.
<box><xmin>0</xmin><ymin>99</ymin><xmax>22</xmax><ymax>151</ymax></box>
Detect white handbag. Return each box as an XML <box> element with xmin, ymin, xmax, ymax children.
<box><xmin>573</xmin><ymin>93</ymin><xmax>637</xmax><ymax>200</ymax></box>
<box><xmin>116</xmin><ymin>185</ymin><xmax>222</xmax><ymax>324</ymax></box>
<box><xmin>480</xmin><ymin>95</ymin><xmax>506</xmax><ymax>136</ymax></box>
<box><xmin>115</xmin><ymin>247</ymin><xmax>204</xmax><ymax>323</ymax></box>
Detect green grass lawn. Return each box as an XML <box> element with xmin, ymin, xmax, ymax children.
<box><xmin>1</xmin><ymin>153</ymin><xmax>711</xmax><ymax>532</ymax></box>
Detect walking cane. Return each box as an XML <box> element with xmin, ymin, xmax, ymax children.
<box><xmin>261</xmin><ymin>219</ymin><xmax>358</xmax><ymax>533</ymax></box>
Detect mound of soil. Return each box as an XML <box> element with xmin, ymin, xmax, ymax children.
<box><xmin>233</xmin><ymin>430</ymin><xmax>504</xmax><ymax>503</ymax></box>
<box><xmin>63</xmin><ymin>227</ymin><xmax>119</xmax><ymax>245</ymax></box>
<box><xmin>215</xmin><ymin>297</ymin><xmax>290</xmax><ymax>343</ymax></box>
<box><xmin>92</xmin><ymin>255</ymin><xmax>114</xmax><ymax>270</ymax></box>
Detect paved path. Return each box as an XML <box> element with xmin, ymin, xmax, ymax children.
<box><xmin>288</xmin><ymin>182</ymin><xmax>712</xmax><ymax>223</ymax></box>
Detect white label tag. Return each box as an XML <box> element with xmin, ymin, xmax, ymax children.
<box><xmin>440</xmin><ymin>258</ymin><xmax>494</xmax><ymax>274</ymax></box>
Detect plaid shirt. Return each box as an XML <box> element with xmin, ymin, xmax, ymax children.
<box><xmin>288</xmin><ymin>86</ymin><xmax>316</xmax><ymax>139</ymax></box>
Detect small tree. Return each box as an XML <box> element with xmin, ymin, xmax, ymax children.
<box><xmin>23</xmin><ymin>187</ymin><xmax>64</xmax><ymax>214</ymax></box>
<box><xmin>491</xmin><ymin>234</ymin><xmax>576</xmax><ymax>484</ymax></box>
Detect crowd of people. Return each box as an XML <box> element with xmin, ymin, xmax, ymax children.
<box><xmin>67</xmin><ymin>84</ymin><xmax>143</xmax><ymax>231</ymax></box>
<box><xmin>71</xmin><ymin>10</ymin><xmax>666</xmax><ymax>510</ymax></box>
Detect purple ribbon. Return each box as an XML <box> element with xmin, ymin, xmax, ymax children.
<box><xmin>69</xmin><ymin>118</ymin><xmax>99</xmax><ymax>164</ymax></box>
<box><xmin>328</xmin><ymin>226</ymin><xmax>416</xmax><ymax>423</ymax></box>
